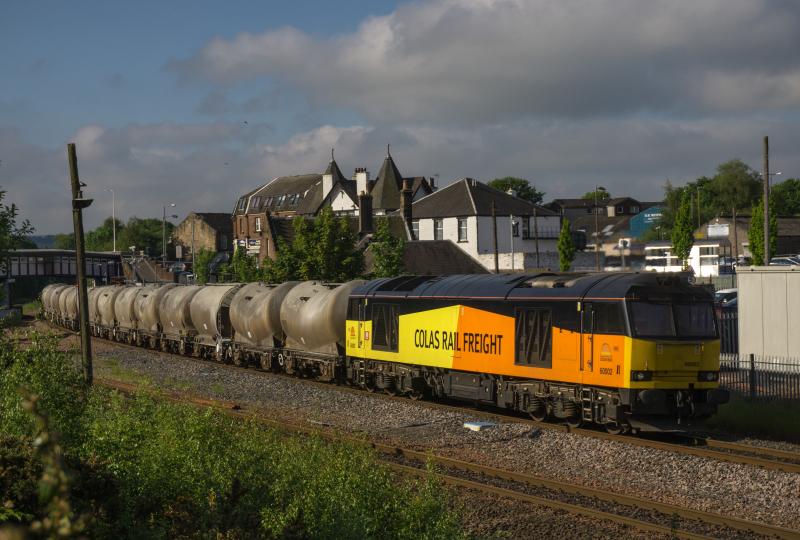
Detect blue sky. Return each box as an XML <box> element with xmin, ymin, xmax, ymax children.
<box><xmin>2</xmin><ymin>0</ymin><xmax>800</xmax><ymax>233</ymax></box>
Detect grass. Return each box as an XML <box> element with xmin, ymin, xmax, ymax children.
<box><xmin>21</xmin><ymin>301</ymin><xmax>41</xmax><ymax>318</ymax></box>
<box><xmin>702</xmin><ymin>393</ymin><xmax>800</xmax><ymax>441</ymax></box>
<box><xmin>0</xmin><ymin>332</ymin><xmax>465</xmax><ymax>539</ymax></box>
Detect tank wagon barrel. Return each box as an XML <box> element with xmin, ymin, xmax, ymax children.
<box><xmin>93</xmin><ymin>285</ymin><xmax>125</xmax><ymax>338</ymax></box>
<box><xmin>113</xmin><ymin>286</ymin><xmax>144</xmax><ymax>342</ymax></box>
<box><xmin>159</xmin><ymin>285</ymin><xmax>203</xmax><ymax>354</ymax></box>
<box><xmin>228</xmin><ymin>281</ymin><xmax>300</xmax><ymax>368</ymax></box>
<box><xmin>188</xmin><ymin>284</ymin><xmax>242</xmax><ymax>360</ymax></box>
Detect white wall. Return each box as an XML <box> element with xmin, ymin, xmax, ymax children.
<box><xmin>329</xmin><ymin>186</ymin><xmax>359</xmax><ymax>213</ymax></box>
<box><xmin>417</xmin><ymin>214</ymin><xmax>560</xmax><ymax>271</ymax></box>
<box><xmin>737</xmin><ymin>267</ymin><xmax>800</xmax><ymax>359</ymax></box>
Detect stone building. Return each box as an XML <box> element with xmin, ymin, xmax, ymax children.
<box><xmin>172</xmin><ymin>212</ymin><xmax>233</xmax><ymax>259</ymax></box>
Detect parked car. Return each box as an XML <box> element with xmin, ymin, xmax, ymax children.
<box><xmin>714</xmin><ymin>288</ymin><xmax>737</xmax><ymax>306</ymax></box>
<box><xmin>768</xmin><ymin>256</ymin><xmax>800</xmax><ymax>266</ymax></box>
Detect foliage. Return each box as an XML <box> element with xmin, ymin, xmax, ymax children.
<box><xmin>371</xmin><ymin>218</ymin><xmax>406</xmax><ymax>278</ymax></box>
<box><xmin>53</xmin><ymin>233</ymin><xmax>76</xmax><ymax>250</ymax></box>
<box><xmin>581</xmin><ymin>187</ymin><xmax>610</xmax><ymax>202</ymax></box>
<box><xmin>193</xmin><ymin>248</ymin><xmax>215</xmax><ymax>285</ymax></box>
<box><xmin>84</xmin><ymin>217</ymin><xmax>123</xmax><ymax>251</ymax></box>
<box><xmin>711</xmin><ymin>159</ymin><xmax>761</xmax><ymax>218</ymax></box>
<box><xmin>0</xmin><ymin>336</ymin><xmax>463</xmax><ymax>538</ymax></box>
<box><xmin>488</xmin><ymin>177</ymin><xmax>545</xmax><ymax>204</ymax></box>
<box><xmin>260</xmin><ymin>212</ymin><xmax>364</xmax><ymax>283</ymax></box>
<box><xmin>702</xmin><ymin>394</ymin><xmax>800</xmax><ymax>442</ymax></box>
<box><xmin>224</xmin><ymin>245</ymin><xmax>259</xmax><ymax>282</ymax></box>
<box><xmin>0</xmin><ymin>188</ymin><xmax>35</xmax><ymax>275</ymax></box>
<box><xmin>748</xmin><ymin>197</ymin><xmax>777</xmax><ymax>265</ymax></box>
<box><xmin>771</xmin><ymin>178</ymin><xmax>800</xmax><ymax>216</ymax></box>
<box><xmin>557</xmin><ymin>219</ymin><xmax>575</xmax><ymax>271</ymax></box>
<box><xmin>670</xmin><ymin>190</ymin><xmax>695</xmax><ymax>269</ymax></box>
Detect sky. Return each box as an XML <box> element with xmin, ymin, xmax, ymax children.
<box><xmin>2</xmin><ymin>0</ymin><xmax>800</xmax><ymax>234</ymax></box>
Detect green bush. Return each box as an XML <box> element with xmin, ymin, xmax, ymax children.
<box><xmin>0</xmin><ymin>335</ymin><xmax>464</xmax><ymax>539</ymax></box>
<box><xmin>703</xmin><ymin>394</ymin><xmax>800</xmax><ymax>441</ymax></box>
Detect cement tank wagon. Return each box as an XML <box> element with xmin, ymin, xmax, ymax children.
<box><xmin>62</xmin><ymin>287</ymin><xmax>79</xmax><ymax>329</ymax></box>
<box><xmin>96</xmin><ymin>286</ymin><xmax>125</xmax><ymax>335</ymax></box>
<box><xmin>134</xmin><ymin>283</ymin><xmax>177</xmax><ymax>334</ymax></box>
<box><xmin>42</xmin><ymin>284</ymin><xmax>69</xmax><ymax>320</ymax></box>
<box><xmin>87</xmin><ymin>286</ymin><xmax>107</xmax><ymax>326</ymax></box>
<box><xmin>158</xmin><ymin>285</ymin><xmax>202</xmax><ymax>347</ymax></box>
<box><xmin>114</xmin><ymin>286</ymin><xmax>143</xmax><ymax>339</ymax></box>
<box><xmin>280</xmin><ymin>280</ymin><xmax>366</xmax><ymax>354</ymax></box>
<box><xmin>188</xmin><ymin>284</ymin><xmax>242</xmax><ymax>352</ymax></box>
<box><xmin>230</xmin><ymin>282</ymin><xmax>299</xmax><ymax>349</ymax></box>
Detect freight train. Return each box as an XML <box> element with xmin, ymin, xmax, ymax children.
<box><xmin>41</xmin><ymin>272</ymin><xmax>729</xmax><ymax>433</ymax></box>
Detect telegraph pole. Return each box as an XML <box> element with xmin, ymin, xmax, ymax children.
<box><xmin>491</xmin><ymin>201</ymin><xmax>499</xmax><ymax>273</ymax></box>
<box><xmin>763</xmin><ymin>136</ymin><xmax>770</xmax><ymax>264</ymax></box>
<box><xmin>67</xmin><ymin>143</ymin><xmax>93</xmax><ymax>384</ymax></box>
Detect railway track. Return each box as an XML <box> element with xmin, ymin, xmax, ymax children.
<box><xmin>47</xmin><ymin>324</ymin><xmax>800</xmax><ymax>475</ymax></box>
<box><xmin>94</xmin><ymin>377</ymin><xmax>799</xmax><ymax>540</ymax></box>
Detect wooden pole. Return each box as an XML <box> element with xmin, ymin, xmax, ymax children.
<box><xmin>491</xmin><ymin>201</ymin><xmax>499</xmax><ymax>273</ymax></box>
<box><xmin>763</xmin><ymin>136</ymin><xmax>770</xmax><ymax>263</ymax></box>
<box><xmin>533</xmin><ymin>205</ymin><xmax>540</xmax><ymax>268</ymax></box>
<box><xmin>68</xmin><ymin>143</ymin><xmax>93</xmax><ymax>384</ymax></box>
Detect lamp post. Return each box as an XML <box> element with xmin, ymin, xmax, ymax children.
<box><xmin>594</xmin><ymin>185</ymin><xmax>607</xmax><ymax>271</ymax></box>
<box><xmin>162</xmin><ymin>203</ymin><xmax>176</xmax><ymax>263</ymax></box>
<box><xmin>105</xmin><ymin>188</ymin><xmax>116</xmax><ymax>252</ymax></box>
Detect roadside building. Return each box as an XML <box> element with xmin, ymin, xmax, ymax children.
<box><xmin>643</xmin><ymin>239</ymin><xmax>733</xmax><ymax>277</ymax></box>
<box><xmin>231</xmin><ymin>150</ymin><xmax>436</xmax><ymax>262</ymax></box>
<box><xmin>411</xmin><ymin>178</ymin><xmax>561</xmax><ymax>271</ymax></box>
<box><xmin>172</xmin><ymin>212</ymin><xmax>233</xmax><ymax>259</ymax></box>
<box><xmin>697</xmin><ymin>216</ymin><xmax>800</xmax><ymax>260</ymax></box>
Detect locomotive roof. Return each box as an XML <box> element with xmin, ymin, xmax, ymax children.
<box><xmin>352</xmin><ymin>272</ymin><xmax>700</xmax><ymax>301</ymax></box>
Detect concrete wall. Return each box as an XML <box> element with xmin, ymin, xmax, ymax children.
<box><xmin>737</xmin><ymin>266</ymin><xmax>800</xmax><ymax>358</ymax></box>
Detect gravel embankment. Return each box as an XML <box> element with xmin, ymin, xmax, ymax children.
<box><xmin>37</xmin><ymin>325</ymin><xmax>800</xmax><ymax>534</ymax></box>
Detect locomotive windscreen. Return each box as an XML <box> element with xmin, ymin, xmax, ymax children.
<box><xmin>627</xmin><ymin>299</ymin><xmax>716</xmax><ymax>339</ymax></box>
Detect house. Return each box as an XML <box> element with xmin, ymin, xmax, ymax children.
<box><xmin>232</xmin><ymin>150</ymin><xmax>436</xmax><ymax>262</ymax></box>
<box><xmin>411</xmin><ymin>178</ymin><xmax>561</xmax><ymax>271</ymax></box>
<box><xmin>172</xmin><ymin>212</ymin><xmax>233</xmax><ymax>259</ymax></box>
<box><xmin>697</xmin><ymin>216</ymin><xmax>800</xmax><ymax>260</ymax></box>
<box><xmin>644</xmin><ymin>239</ymin><xmax>733</xmax><ymax>277</ymax></box>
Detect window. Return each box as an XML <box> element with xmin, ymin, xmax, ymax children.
<box><xmin>522</xmin><ymin>216</ymin><xmax>530</xmax><ymax>239</ymax></box>
<box><xmin>372</xmin><ymin>304</ymin><xmax>399</xmax><ymax>352</ymax></box>
<box><xmin>512</xmin><ymin>218</ymin><xmax>520</xmax><ymax>237</ymax></box>
<box><xmin>590</xmin><ymin>302</ymin><xmax>626</xmax><ymax>335</ymax></box>
<box><xmin>515</xmin><ymin>308</ymin><xmax>552</xmax><ymax>368</ymax></box>
<box><xmin>674</xmin><ymin>303</ymin><xmax>717</xmax><ymax>338</ymax></box>
<box><xmin>255</xmin><ymin>217</ymin><xmax>262</xmax><ymax>232</ymax></box>
<box><xmin>631</xmin><ymin>206</ymin><xmax>640</xmax><ymax>213</ymax></box>
<box><xmin>434</xmin><ymin>219</ymin><xmax>443</xmax><ymax>240</ymax></box>
<box><xmin>265</xmin><ymin>196</ymin><xmax>274</xmax><ymax>207</ymax></box>
<box><xmin>276</xmin><ymin>195</ymin><xmax>286</xmax><ymax>207</ymax></box>
<box><xmin>411</xmin><ymin>219</ymin><xmax>420</xmax><ymax>239</ymax></box>
<box><xmin>616</xmin><ymin>205</ymin><xmax>624</xmax><ymax>214</ymax></box>
<box><xmin>239</xmin><ymin>217</ymin><xmax>245</xmax><ymax>234</ymax></box>
<box><xmin>237</xmin><ymin>197</ymin><xmax>246</xmax><ymax>211</ymax></box>
<box><xmin>457</xmin><ymin>218</ymin><xmax>468</xmax><ymax>242</ymax></box>
<box><xmin>250</xmin><ymin>196</ymin><xmax>261</xmax><ymax>209</ymax></box>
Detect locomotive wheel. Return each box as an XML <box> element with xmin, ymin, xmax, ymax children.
<box><xmin>529</xmin><ymin>407</ymin><xmax>547</xmax><ymax>422</ymax></box>
<box><xmin>605</xmin><ymin>422</ymin><xmax>629</xmax><ymax>435</ymax></box>
<box><xmin>566</xmin><ymin>414</ymin><xmax>583</xmax><ymax>429</ymax></box>
<box><xmin>408</xmin><ymin>390</ymin><xmax>424</xmax><ymax>400</ymax></box>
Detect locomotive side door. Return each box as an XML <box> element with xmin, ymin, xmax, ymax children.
<box><xmin>580</xmin><ymin>303</ymin><xmax>595</xmax><ymax>383</ymax></box>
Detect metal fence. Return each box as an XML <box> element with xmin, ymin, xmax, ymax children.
<box><xmin>695</xmin><ymin>274</ymin><xmax>737</xmax><ymax>291</ymax></box>
<box><xmin>717</xmin><ymin>309</ymin><xmax>738</xmax><ymax>354</ymax></box>
<box><xmin>719</xmin><ymin>353</ymin><xmax>800</xmax><ymax>400</ymax></box>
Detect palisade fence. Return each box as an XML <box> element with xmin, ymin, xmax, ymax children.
<box><xmin>717</xmin><ymin>309</ymin><xmax>738</xmax><ymax>354</ymax></box>
<box><xmin>719</xmin><ymin>353</ymin><xmax>800</xmax><ymax>400</ymax></box>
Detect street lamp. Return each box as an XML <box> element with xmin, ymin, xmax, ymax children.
<box><xmin>105</xmin><ymin>188</ymin><xmax>116</xmax><ymax>252</ymax></box>
<box><xmin>594</xmin><ymin>185</ymin><xmax>607</xmax><ymax>271</ymax></box>
<box><xmin>162</xmin><ymin>203</ymin><xmax>176</xmax><ymax>263</ymax></box>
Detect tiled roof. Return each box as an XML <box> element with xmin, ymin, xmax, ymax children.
<box><xmin>412</xmin><ymin>178</ymin><xmax>557</xmax><ymax>218</ymax></box>
<box><xmin>194</xmin><ymin>213</ymin><xmax>233</xmax><ymax>232</ymax></box>
<box><xmin>371</xmin><ymin>153</ymin><xmax>404</xmax><ymax>210</ymax></box>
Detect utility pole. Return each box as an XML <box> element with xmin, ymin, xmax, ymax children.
<box><xmin>491</xmin><ymin>201</ymin><xmax>499</xmax><ymax>273</ymax></box>
<box><xmin>696</xmin><ymin>186</ymin><xmax>701</xmax><ymax>231</ymax></box>
<box><xmin>510</xmin><ymin>214</ymin><xmax>516</xmax><ymax>271</ymax></box>
<box><xmin>105</xmin><ymin>188</ymin><xmax>116</xmax><ymax>252</ymax></box>
<box><xmin>67</xmin><ymin>143</ymin><xmax>93</xmax><ymax>385</ymax></box>
<box><xmin>191</xmin><ymin>218</ymin><xmax>196</xmax><ymax>273</ymax></box>
<box><xmin>533</xmin><ymin>205</ymin><xmax>540</xmax><ymax>268</ymax></box>
<box><xmin>763</xmin><ymin>136</ymin><xmax>770</xmax><ymax>264</ymax></box>
<box><xmin>594</xmin><ymin>186</ymin><xmax>601</xmax><ymax>271</ymax></box>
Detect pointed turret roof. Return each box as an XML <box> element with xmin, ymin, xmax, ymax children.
<box><xmin>371</xmin><ymin>146</ymin><xmax>405</xmax><ymax>210</ymax></box>
<box><xmin>323</xmin><ymin>156</ymin><xmax>347</xmax><ymax>184</ymax></box>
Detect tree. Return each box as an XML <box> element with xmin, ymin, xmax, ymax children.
<box><xmin>581</xmin><ymin>187</ymin><xmax>610</xmax><ymax>202</ymax></box>
<box><xmin>228</xmin><ymin>245</ymin><xmax>259</xmax><ymax>282</ymax></box>
<box><xmin>85</xmin><ymin>217</ymin><xmax>124</xmax><ymax>251</ymax></box>
<box><xmin>193</xmin><ymin>248</ymin><xmax>215</xmax><ymax>284</ymax></box>
<box><xmin>371</xmin><ymin>218</ymin><xmax>405</xmax><ymax>277</ymax></box>
<box><xmin>671</xmin><ymin>190</ymin><xmax>695</xmax><ymax>269</ymax></box>
<box><xmin>53</xmin><ymin>233</ymin><xmax>75</xmax><ymax>250</ymax></box>
<box><xmin>712</xmin><ymin>159</ymin><xmax>761</xmax><ymax>258</ymax></box>
<box><xmin>771</xmin><ymin>178</ymin><xmax>800</xmax><ymax>216</ymax></box>
<box><xmin>119</xmin><ymin>217</ymin><xmax>175</xmax><ymax>258</ymax></box>
<box><xmin>557</xmin><ymin>219</ymin><xmax>575</xmax><ymax>271</ymax></box>
<box><xmin>0</xmin><ymin>188</ymin><xmax>34</xmax><ymax>276</ymax></box>
<box><xmin>488</xmin><ymin>177</ymin><xmax>545</xmax><ymax>204</ymax></box>
<box><xmin>748</xmin><ymin>197</ymin><xmax>777</xmax><ymax>265</ymax></box>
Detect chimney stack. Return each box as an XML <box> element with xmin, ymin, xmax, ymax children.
<box><xmin>401</xmin><ymin>178</ymin><xmax>413</xmax><ymax>237</ymax></box>
<box><xmin>355</xmin><ymin>167</ymin><xmax>370</xmax><ymax>195</ymax></box>
<box><xmin>358</xmin><ymin>190</ymin><xmax>373</xmax><ymax>236</ymax></box>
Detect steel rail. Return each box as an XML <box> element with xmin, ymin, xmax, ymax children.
<box><xmin>94</xmin><ymin>377</ymin><xmax>800</xmax><ymax>540</ymax></box>
<box><xmin>49</xmin><ymin>324</ymin><xmax>800</xmax><ymax>474</ymax></box>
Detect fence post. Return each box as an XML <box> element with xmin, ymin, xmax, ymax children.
<box><xmin>749</xmin><ymin>353</ymin><xmax>756</xmax><ymax>400</ymax></box>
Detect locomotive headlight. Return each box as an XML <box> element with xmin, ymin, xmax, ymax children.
<box><xmin>630</xmin><ymin>370</ymin><xmax>653</xmax><ymax>382</ymax></box>
<box><xmin>698</xmin><ymin>371</ymin><xmax>718</xmax><ymax>382</ymax></box>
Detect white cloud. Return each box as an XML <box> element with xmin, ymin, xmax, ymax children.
<box><xmin>171</xmin><ymin>0</ymin><xmax>800</xmax><ymax>123</ymax></box>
